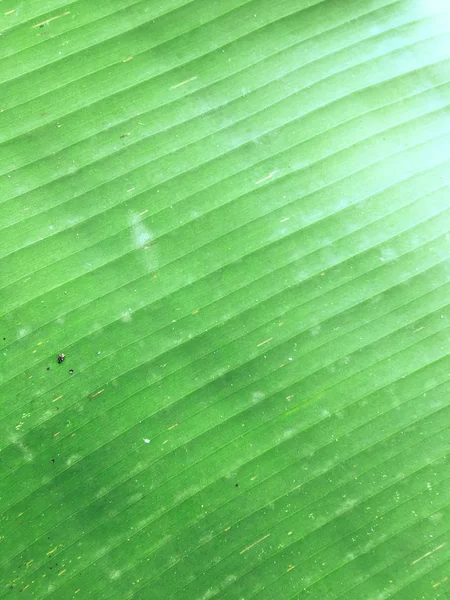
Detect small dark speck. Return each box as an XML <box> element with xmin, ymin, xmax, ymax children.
<box><xmin>235</xmin><ymin>483</ymin><xmax>239</xmax><ymax>487</ymax></box>
<box><xmin>48</xmin><ymin>537</ymin><xmax>51</xmax><ymax>539</ymax></box>
<box><xmin>2</xmin><ymin>337</ymin><xmax>5</xmax><ymax>341</ymax></box>
<box><xmin>69</xmin><ymin>369</ymin><xmax>74</xmax><ymax>374</ymax></box>
<box><xmin>46</xmin><ymin>367</ymin><xmax>50</xmax><ymax>371</ymax></box>
<box><xmin>39</xmin><ymin>24</ymin><xmax>44</xmax><ymax>28</ymax></box>
<box><xmin>50</xmin><ymin>459</ymin><xmax>55</xmax><ymax>463</ymax></box>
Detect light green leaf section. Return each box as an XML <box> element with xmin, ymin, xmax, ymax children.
<box><xmin>0</xmin><ymin>0</ymin><xmax>449</xmax><ymax>598</ymax></box>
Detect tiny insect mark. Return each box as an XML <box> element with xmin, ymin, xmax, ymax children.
<box><xmin>57</xmin><ymin>353</ymin><xmax>65</xmax><ymax>364</ymax></box>
<box><xmin>50</xmin><ymin>459</ymin><xmax>55</xmax><ymax>463</ymax></box>
<box><xmin>69</xmin><ymin>369</ymin><xmax>74</xmax><ymax>374</ymax></box>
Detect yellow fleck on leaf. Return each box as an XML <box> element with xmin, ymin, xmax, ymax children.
<box><xmin>240</xmin><ymin>533</ymin><xmax>270</xmax><ymax>554</ymax></box>
<box><xmin>170</xmin><ymin>76</ymin><xmax>197</xmax><ymax>89</ymax></box>
<box><xmin>257</xmin><ymin>337</ymin><xmax>273</xmax><ymax>347</ymax></box>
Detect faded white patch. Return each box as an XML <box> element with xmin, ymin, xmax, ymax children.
<box><xmin>200</xmin><ymin>588</ymin><xmax>218</xmax><ymax>600</ymax></box>
<box><xmin>198</xmin><ymin>531</ymin><xmax>214</xmax><ymax>545</ymax></box>
<box><xmin>173</xmin><ymin>485</ymin><xmax>198</xmax><ymax>505</ymax></box>
<box><xmin>17</xmin><ymin>326</ymin><xmax>31</xmax><ymax>339</ymax></box>
<box><xmin>121</xmin><ymin>309</ymin><xmax>133</xmax><ymax>323</ymax></box>
<box><xmin>10</xmin><ymin>434</ymin><xmax>34</xmax><ymax>463</ymax></box>
<box><xmin>66</xmin><ymin>454</ymin><xmax>79</xmax><ymax>467</ymax></box>
<box><xmin>130</xmin><ymin>212</ymin><xmax>151</xmax><ymax>247</ymax></box>
<box><xmin>95</xmin><ymin>487</ymin><xmax>109</xmax><ymax>499</ymax></box>
<box><xmin>251</xmin><ymin>391</ymin><xmax>265</xmax><ymax>404</ymax></box>
<box><xmin>379</xmin><ymin>247</ymin><xmax>398</xmax><ymax>262</ymax></box>
<box><xmin>128</xmin><ymin>492</ymin><xmax>143</xmax><ymax>505</ymax></box>
<box><xmin>110</xmin><ymin>570</ymin><xmax>121</xmax><ymax>580</ymax></box>
<box><xmin>281</xmin><ymin>428</ymin><xmax>295</xmax><ymax>440</ymax></box>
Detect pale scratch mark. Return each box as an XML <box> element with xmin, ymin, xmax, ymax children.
<box><xmin>240</xmin><ymin>533</ymin><xmax>270</xmax><ymax>554</ymax></box>
<box><xmin>192</xmin><ymin>309</ymin><xmax>199</xmax><ymax>315</ymax></box>
<box><xmin>54</xmin><ymin>432</ymin><xmax>60</xmax><ymax>437</ymax></box>
<box><xmin>433</xmin><ymin>577</ymin><xmax>448</xmax><ymax>589</ymax></box>
<box><xmin>5</xmin><ymin>9</ymin><xmax>15</xmax><ymax>14</ymax></box>
<box><xmin>170</xmin><ymin>76</ymin><xmax>197</xmax><ymax>89</ymax></box>
<box><xmin>286</xmin><ymin>394</ymin><xmax>294</xmax><ymax>401</ymax></box>
<box><xmin>52</xmin><ymin>395</ymin><xmax>62</xmax><ymax>403</ymax></box>
<box><xmin>287</xmin><ymin>564</ymin><xmax>295</xmax><ymax>572</ymax></box>
<box><xmin>139</xmin><ymin>209</ymin><xmax>148</xmax><ymax>216</ymax></box>
<box><xmin>127</xmin><ymin>187</ymin><xmax>135</xmax><ymax>193</ymax></box>
<box><xmin>410</xmin><ymin>542</ymin><xmax>446</xmax><ymax>565</ymax></box>
<box><xmin>24</xmin><ymin>207</ymin><xmax>30</xmax><ymax>211</ymax></box>
<box><xmin>37</xmin><ymin>341</ymin><xmax>43</xmax><ymax>345</ymax></box>
<box><xmin>255</xmin><ymin>170</ymin><xmax>278</xmax><ymax>185</ymax></box>
<box><xmin>257</xmin><ymin>337</ymin><xmax>273</xmax><ymax>347</ymax></box>
<box><xmin>224</xmin><ymin>526</ymin><xmax>231</xmax><ymax>532</ymax></box>
<box><xmin>168</xmin><ymin>423</ymin><xmax>178</xmax><ymax>430</ymax></box>
<box><xmin>47</xmin><ymin>546</ymin><xmax>58</xmax><ymax>556</ymax></box>
<box><xmin>120</xmin><ymin>133</ymin><xmax>130</xmax><ymax>139</ymax></box>
<box><xmin>250</xmin><ymin>476</ymin><xmax>257</xmax><ymax>481</ymax></box>
<box><xmin>58</xmin><ymin>569</ymin><xmax>66</xmax><ymax>576</ymax></box>
<box><xmin>75</xmin><ymin>590</ymin><xmax>81</xmax><ymax>594</ymax></box>
<box><xmin>89</xmin><ymin>389</ymin><xmax>104</xmax><ymax>399</ymax></box>
<box><xmin>123</xmin><ymin>56</ymin><xmax>134</xmax><ymax>62</ymax></box>
<box><xmin>32</xmin><ymin>350</ymin><xmax>36</xmax><ymax>354</ymax></box>
<box><xmin>162</xmin><ymin>439</ymin><xmax>169</xmax><ymax>444</ymax></box>
<box><xmin>414</xmin><ymin>326</ymin><xmax>424</xmax><ymax>333</ymax></box>
<box><xmin>32</xmin><ymin>11</ymin><xmax>70</xmax><ymax>28</ymax></box>
<box><xmin>280</xmin><ymin>217</ymin><xmax>290</xmax><ymax>223</ymax></box>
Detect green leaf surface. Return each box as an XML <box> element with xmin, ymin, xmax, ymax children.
<box><xmin>1</xmin><ymin>0</ymin><xmax>449</xmax><ymax>598</ymax></box>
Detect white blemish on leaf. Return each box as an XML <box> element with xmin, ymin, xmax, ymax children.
<box><xmin>255</xmin><ymin>169</ymin><xmax>279</xmax><ymax>185</ymax></box>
